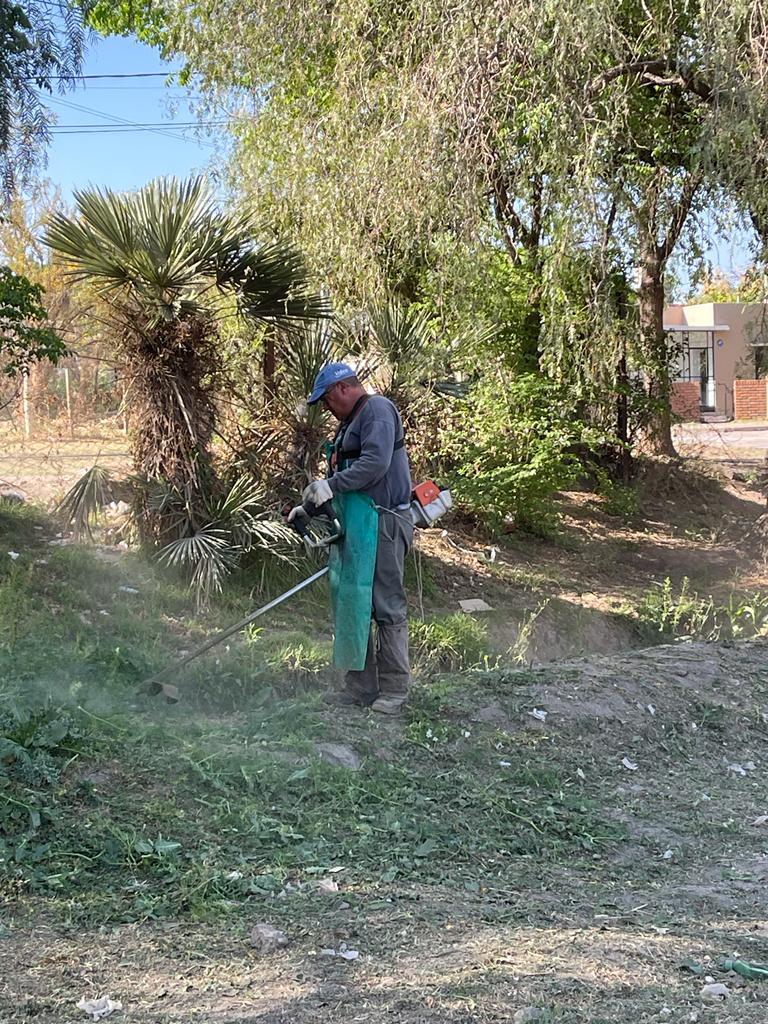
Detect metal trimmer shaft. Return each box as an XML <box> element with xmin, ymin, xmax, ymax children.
<box><xmin>139</xmin><ymin>565</ymin><xmax>329</xmax><ymax>701</ymax></box>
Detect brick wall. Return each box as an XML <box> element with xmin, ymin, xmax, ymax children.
<box><xmin>670</xmin><ymin>381</ymin><xmax>701</xmax><ymax>422</ymax></box>
<box><xmin>734</xmin><ymin>379</ymin><xmax>768</xmax><ymax>420</ymax></box>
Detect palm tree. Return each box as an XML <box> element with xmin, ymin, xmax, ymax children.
<box><xmin>45</xmin><ymin>177</ymin><xmax>327</xmax><ymax>531</ymax></box>
<box><xmin>364</xmin><ymin>297</ymin><xmax>437</xmax><ymax>419</ymax></box>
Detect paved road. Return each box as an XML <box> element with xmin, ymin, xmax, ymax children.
<box><xmin>675</xmin><ymin>421</ymin><xmax>768</xmax><ymax>460</ymax></box>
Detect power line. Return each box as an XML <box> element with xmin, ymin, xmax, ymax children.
<box><xmin>38</xmin><ymin>91</ymin><xmax>219</xmax><ymax>149</ymax></box>
<box><xmin>25</xmin><ymin>72</ymin><xmax>181</xmax><ymax>81</ymax></box>
<box><xmin>50</xmin><ymin>123</ymin><xmax>231</xmax><ymax>134</ymax></box>
<box><xmin>51</xmin><ymin>121</ymin><xmax>228</xmax><ymax>129</ymax></box>
<box><xmin>70</xmin><ymin>87</ymin><xmax>198</xmax><ymax>93</ymax></box>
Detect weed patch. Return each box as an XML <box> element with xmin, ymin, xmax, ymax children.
<box><xmin>410</xmin><ymin>612</ymin><xmax>489</xmax><ymax>671</ymax></box>
<box><xmin>638</xmin><ymin>576</ymin><xmax>768</xmax><ymax>641</ymax></box>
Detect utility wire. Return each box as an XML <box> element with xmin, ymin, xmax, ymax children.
<box><xmin>69</xmin><ymin>87</ymin><xmax>198</xmax><ymax>93</ymax></box>
<box><xmin>38</xmin><ymin>91</ymin><xmax>219</xmax><ymax>148</ymax></box>
<box><xmin>50</xmin><ymin>127</ymin><xmax>228</xmax><ymax>135</ymax></box>
<box><xmin>25</xmin><ymin>72</ymin><xmax>180</xmax><ymax>81</ymax></box>
<box><xmin>50</xmin><ymin>121</ymin><xmax>230</xmax><ymax>131</ymax></box>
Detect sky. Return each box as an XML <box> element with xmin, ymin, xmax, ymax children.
<box><xmin>41</xmin><ymin>34</ymin><xmax>224</xmax><ymax>203</ymax></box>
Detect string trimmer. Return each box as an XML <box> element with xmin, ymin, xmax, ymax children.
<box><xmin>139</xmin><ymin>501</ymin><xmax>342</xmax><ymax>702</ymax></box>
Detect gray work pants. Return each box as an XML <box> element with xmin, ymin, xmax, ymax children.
<box><xmin>344</xmin><ymin>510</ymin><xmax>413</xmax><ymax>701</ymax></box>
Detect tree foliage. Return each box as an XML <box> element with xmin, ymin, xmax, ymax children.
<box><xmin>0</xmin><ymin>265</ymin><xmax>65</xmax><ymax>376</ymax></box>
<box><xmin>689</xmin><ymin>267</ymin><xmax>766</xmax><ymax>305</ymax></box>
<box><xmin>442</xmin><ymin>370</ymin><xmax>589</xmax><ymax>533</ymax></box>
<box><xmin>78</xmin><ymin>0</ymin><xmax>768</xmax><ymax>542</ymax></box>
<box><xmin>88</xmin><ymin>4</ymin><xmax>768</xmax><ymax>423</ymax></box>
<box><xmin>0</xmin><ymin>0</ymin><xmax>88</xmax><ymax>199</ymax></box>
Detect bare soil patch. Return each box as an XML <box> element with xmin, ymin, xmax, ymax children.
<box><xmin>2</xmin><ymin>639</ymin><xmax>767</xmax><ymax>1022</ymax></box>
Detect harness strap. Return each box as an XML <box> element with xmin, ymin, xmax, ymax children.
<box><xmin>339</xmin><ymin>436</ymin><xmax>405</xmax><ymax>460</ymax></box>
<box><xmin>331</xmin><ymin>393</ymin><xmax>405</xmax><ymax>464</ymax></box>
<box><xmin>331</xmin><ymin>394</ymin><xmax>370</xmax><ymax>452</ymax></box>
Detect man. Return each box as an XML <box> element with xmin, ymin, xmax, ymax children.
<box><xmin>303</xmin><ymin>362</ymin><xmax>413</xmax><ymax>714</ymax></box>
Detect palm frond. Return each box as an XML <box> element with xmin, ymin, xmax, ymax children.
<box><xmin>157</xmin><ymin>523</ymin><xmax>235</xmax><ymax>605</ymax></box>
<box><xmin>365</xmin><ymin>297</ymin><xmax>499</xmax><ymax>397</ymax></box>
<box><xmin>274</xmin><ymin>319</ymin><xmax>345</xmax><ymax>416</ymax></box>
<box><xmin>236</xmin><ymin>517</ymin><xmax>298</xmax><ymax>557</ymax></box>
<box><xmin>46</xmin><ymin>177</ymin><xmax>330</xmax><ymax>331</ymax></box>
<box><xmin>236</xmin><ymin>243</ymin><xmax>331</xmax><ymax>325</ymax></box>
<box><xmin>369</xmin><ymin>297</ymin><xmax>435</xmax><ymax>373</ymax></box>
<box><xmin>205</xmin><ymin>475</ymin><xmax>297</xmax><ymax>558</ymax></box>
<box><xmin>152</xmin><ymin>473</ymin><xmax>298</xmax><ymax>605</ymax></box>
<box><xmin>56</xmin><ymin>465</ymin><xmax>115</xmax><ymax>540</ymax></box>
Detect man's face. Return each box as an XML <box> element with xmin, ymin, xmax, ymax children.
<box><xmin>322</xmin><ymin>379</ymin><xmax>354</xmax><ymax>420</ymax></box>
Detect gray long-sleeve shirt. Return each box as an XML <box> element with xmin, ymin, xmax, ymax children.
<box><xmin>327</xmin><ymin>395</ymin><xmax>412</xmax><ymax>509</ymax></box>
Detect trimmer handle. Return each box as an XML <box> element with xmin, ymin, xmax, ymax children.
<box><xmin>309</xmin><ymin>498</ymin><xmax>337</xmax><ymax>521</ymax></box>
<box><xmin>287</xmin><ymin>508</ymin><xmax>312</xmax><ymax>542</ymax></box>
<box><xmin>284</xmin><ymin>498</ymin><xmax>343</xmax><ymax>549</ymax></box>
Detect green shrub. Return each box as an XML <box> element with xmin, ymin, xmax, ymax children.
<box><xmin>443</xmin><ymin>371</ymin><xmax>589</xmax><ymax>533</ymax></box>
<box><xmin>595</xmin><ymin>470</ymin><xmax>639</xmax><ymax>521</ymax></box>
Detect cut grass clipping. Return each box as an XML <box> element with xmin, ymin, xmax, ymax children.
<box><xmin>0</xmin><ymin>697</ymin><xmax>622</xmax><ymax>923</ymax></box>
<box><xmin>0</xmin><ymin>502</ymin><xmax>621</xmax><ymax>923</ymax></box>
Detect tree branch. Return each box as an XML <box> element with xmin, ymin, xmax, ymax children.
<box><xmin>587</xmin><ymin>58</ymin><xmax>713</xmax><ymax>103</ymax></box>
<box><xmin>529</xmin><ymin>173</ymin><xmax>543</xmax><ymax>252</ymax></box>
<box><xmin>490</xmin><ymin>164</ymin><xmax>540</xmax><ymax>265</ymax></box>
<box><xmin>491</xmin><ymin>171</ymin><xmax>524</xmax><ymax>265</ymax></box>
<box><xmin>658</xmin><ymin>171</ymin><xmax>703</xmax><ymax>263</ymax></box>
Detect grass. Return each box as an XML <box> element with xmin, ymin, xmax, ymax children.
<box><xmin>6</xmin><ymin>716</ymin><xmax>617</xmax><ymax>925</ymax></box>
<box><xmin>636</xmin><ymin>575</ymin><xmax>768</xmax><ymax>641</ymax></box>
<box><xmin>0</xmin><ymin>504</ymin><xmax>620</xmax><ymax>928</ymax></box>
<box><xmin>5</xmin><ymin>501</ymin><xmax>768</xmax><ymax>1023</ymax></box>
<box><xmin>1</xmin><ymin>656</ymin><xmax>619</xmax><ymax>924</ymax></box>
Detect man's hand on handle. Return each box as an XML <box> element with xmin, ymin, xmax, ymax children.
<box><xmin>302</xmin><ymin>478</ymin><xmax>333</xmax><ymax>508</ymax></box>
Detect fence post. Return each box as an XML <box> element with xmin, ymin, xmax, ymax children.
<box><xmin>22</xmin><ymin>373</ymin><xmax>31</xmax><ymax>439</ymax></box>
<box><xmin>64</xmin><ymin>367</ymin><xmax>74</xmax><ymax>438</ymax></box>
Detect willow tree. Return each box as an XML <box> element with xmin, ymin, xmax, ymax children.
<box><xmin>89</xmin><ymin>0</ymin><xmax>768</xmax><ymax>454</ymax></box>
<box><xmin>1</xmin><ymin>0</ymin><xmax>87</xmax><ymax>199</ymax></box>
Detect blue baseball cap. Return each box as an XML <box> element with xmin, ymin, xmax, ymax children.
<box><xmin>308</xmin><ymin>362</ymin><xmax>357</xmax><ymax>405</ymax></box>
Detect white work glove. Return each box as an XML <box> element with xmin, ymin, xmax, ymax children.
<box><xmin>302</xmin><ymin>478</ymin><xmax>333</xmax><ymax>507</ymax></box>
<box><xmin>286</xmin><ymin>505</ymin><xmax>306</xmax><ymax>523</ymax></box>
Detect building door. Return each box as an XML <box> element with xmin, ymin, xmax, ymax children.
<box><xmin>669</xmin><ymin>329</ymin><xmax>716</xmax><ymax>410</ymax></box>
<box><xmin>696</xmin><ymin>346</ymin><xmax>716</xmax><ymax>410</ymax></box>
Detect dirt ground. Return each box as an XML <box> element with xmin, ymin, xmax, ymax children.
<box><xmin>0</xmin><ymin>424</ymin><xmax>131</xmax><ymax>504</ymax></box>
<box><xmin>2</xmin><ymin>640</ymin><xmax>767</xmax><ymax>1023</ymax></box>
<box><xmin>415</xmin><ymin>451</ymin><xmax>768</xmax><ymax>664</ymax></box>
<box><xmin>2</xmin><ymin>430</ymin><xmax>768</xmax><ymax>1022</ymax></box>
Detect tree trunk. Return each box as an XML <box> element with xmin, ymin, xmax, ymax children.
<box><xmin>615</xmin><ymin>345</ymin><xmax>631</xmax><ymax>482</ymax></box>
<box><xmin>638</xmin><ymin>250</ymin><xmax>676</xmax><ymax>456</ymax></box>
<box><xmin>263</xmin><ymin>333</ymin><xmax>276</xmax><ymax>406</ymax></box>
<box><xmin>130</xmin><ymin>316</ymin><xmax>218</xmax><ymax>541</ymax></box>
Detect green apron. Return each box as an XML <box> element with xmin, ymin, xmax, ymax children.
<box><xmin>325</xmin><ymin>443</ymin><xmax>378</xmax><ymax>671</ymax></box>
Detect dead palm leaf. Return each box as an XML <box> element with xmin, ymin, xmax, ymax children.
<box><xmin>56</xmin><ymin>465</ymin><xmax>115</xmax><ymax>540</ymax></box>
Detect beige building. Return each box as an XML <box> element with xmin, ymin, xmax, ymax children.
<box><xmin>665</xmin><ymin>301</ymin><xmax>768</xmax><ymax>419</ymax></box>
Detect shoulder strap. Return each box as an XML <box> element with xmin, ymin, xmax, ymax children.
<box><xmin>340</xmin><ymin>436</ymin><xmax>405</xmax><ymax>460</ymax></box>
<box><xmin>331</xmin><ymin>393</ymin><xmax>371</xmax><ymax>451</ymax></box>
<box><xmin>332</xmin><ymin>393</ymin><xmax>405</xmax><ymax>461</ymax></box>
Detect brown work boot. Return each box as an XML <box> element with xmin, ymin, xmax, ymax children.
<box><xmin>371</xmin><ymin>694</ymin><xmax>407</xmax><ymax>715</ymax></box>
